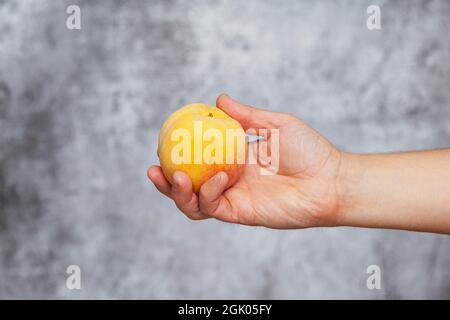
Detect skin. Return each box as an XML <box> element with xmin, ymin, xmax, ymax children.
<box><xmin>148</xmin><ymin>94</ymin><xmax>450</xmax><ymax>234</ymax></box>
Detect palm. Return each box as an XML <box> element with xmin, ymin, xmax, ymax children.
<box><xmin>221</xmin><ymin>121</ymin><xmax>342</xmax><ymax>228</ymax></box>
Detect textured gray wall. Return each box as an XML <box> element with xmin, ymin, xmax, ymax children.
<box><xmin>0</xmin><ymin>0</ymin><xmax>449</xmax><ymax>299</ymax></box>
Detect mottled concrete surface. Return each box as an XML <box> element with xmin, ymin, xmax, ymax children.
<box><xmin>0</xmin><ymin>0</ymin><xmax>449</xmax><ymax>299</ymax></box>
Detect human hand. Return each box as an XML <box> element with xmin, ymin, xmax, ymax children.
<box><xmin>147</xmin><ymin>94</ymin><xmax>344</xmax><ymax>229</ymax></box>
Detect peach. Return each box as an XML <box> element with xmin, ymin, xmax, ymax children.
<box><xmin>158</xmin><ymin>103</ymin><xmax>247</xmax><ymax>194</ymax></box>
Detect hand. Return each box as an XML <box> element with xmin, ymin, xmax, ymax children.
<box><xmin>147</xmin><ymin>94</ymin><xmax>344</xmax><ymax>229</ymax></box>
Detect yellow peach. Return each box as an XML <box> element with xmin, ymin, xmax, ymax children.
<box><xmin>158</xmin><ymin>103</ymin><xmax>247</xmax><ymax>194</ymax></box>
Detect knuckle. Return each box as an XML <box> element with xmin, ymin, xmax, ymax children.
<box><xmin>199</xmin><ymin>188</ymin><xmax>211</xmax><ymax>203</ymax></box>
<box><xmin>174</xmin><ymin>196</ymin><xmax>189</xmax><ymax>209</ymax></box>
<box><xmin>198</xmin><ymin>201</ymin><xmax>208</xmax><ymax>214</ymax></box>
<box><xmin>199</xmin><ymin>201</ymin><xmax>212</xmax><ymax>216</ymax></box>
<box><xmin>173</xmin><ymin>192</ymin><xmax>188</xmax><ymax>204</ymax></box>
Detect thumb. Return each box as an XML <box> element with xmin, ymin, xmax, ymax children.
<box><xmin>216</xmin><ymin>94</ymin><xmax>291</xmax><ymax>131</ymax></box>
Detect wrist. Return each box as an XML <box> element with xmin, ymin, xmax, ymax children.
<box><xmin>306</xmin><ymin>149</ymin><xmax>360</xmax><ymax>228</ymax></box>
<box><xmin>335</xmin><ymin>152</ymin><xmax>365</xmax><ymax>227</ymax></box>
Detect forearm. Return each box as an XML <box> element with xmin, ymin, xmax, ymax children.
<box><xmin>338</xmin><ymin>149</ymin><xmax>450</xmax><ymax>234</ymax></box>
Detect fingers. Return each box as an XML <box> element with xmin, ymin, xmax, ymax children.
<box><xmin>171</xmin><ymin>171</ymin><xmax>207</xmax><ymax>220</ymax></box>
<box><xmin>198</xmin><ymin>172</ymin><xmax>239</xmax><ymax>224</ymax></box>
<box><xmin>216</xmin><ymin>94</ymin><xmax>293</xmax><ymax>131</ymax></box>
<box><xmin>148</xmin><ymin>167</ymin><xmax>237</xmax><ymax>223</ymax></box>
<box><xmin>147</xmin><ymin>166</ymin><xmax>171</xmax><ymax>197</ymax></box>
<box><xmin>147</xmin><ymin>167</ymin><xmax>207</xmax><ymax>220</ymax></box>
<box><xmin>199</xmin><ymin>171</ymin><xmax>228</xmax><ymax>214</ymax></box>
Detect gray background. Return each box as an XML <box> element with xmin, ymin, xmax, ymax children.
<box><xmin>0</xmin><ymin>0</ymin><xmax>449</xmax><ymax>299</ymax></box>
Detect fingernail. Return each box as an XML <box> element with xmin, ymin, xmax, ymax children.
<box><xmin>214</xmin><ymin>172</ymin><xmax>225</xmax><ymax>183</ymax></box>
<box><xmin>173</xmin><ymin>172</ymin><xmax>181</xmax><ymax>188</ymax></box>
